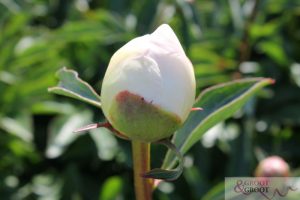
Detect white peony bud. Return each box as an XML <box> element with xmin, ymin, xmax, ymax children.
<box><xmin>101</xmin><ymin>24</ymin><xmax>196</xmax><ymax>142</ymax></box>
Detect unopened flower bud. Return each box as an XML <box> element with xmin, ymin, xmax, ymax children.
<box><xmin>101</xmin><ymin>24</ymin><xmax>196</xmax><ymax>142</ymax></box>
<box><xmin>255</xmin><ymin>156</ymin><xmax>290</xmax><ymax>177</ymax></box>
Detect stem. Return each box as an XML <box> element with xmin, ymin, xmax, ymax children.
<box><xmin>132</xmin><ymin>141</ymin><xmax>153</xmax><ymax>200</ymax></box>
<box><xmin>239</xmin><ymin>0</ymin><xmax>260</xmax><ymax>63</ymax></box>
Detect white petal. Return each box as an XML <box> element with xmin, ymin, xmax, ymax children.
<box><xmin>150</xmin><ymin>24</ymin><xmax>185</xmax><ymax>55</ymax></box>
<box><xmin>101</xmin><ymin>24</ymin><xmax>195</xmax><ymax>121</ymax></box>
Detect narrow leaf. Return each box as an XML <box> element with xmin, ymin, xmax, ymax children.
<box><xmin>90</xmin><ymin>128</ymin><xmax>119</xmax><ymax>161</ymax></box>
<box><xmin>163</xmin><ymin>78</ymin><xmax>274</xmax><ymax>169</ymax></box>
<box><xmin>45</xmin><ymin>111</ymin><xmax>92</xmax><ymax>158</ymax></box>
<box><xmin>143</xmin><ymin>139</ymin><xmax>183</xmax><ymax>181</ymax></box>
<box><xmin>48</xmin><ymin>67</ymin><xmax>101</xmax><ymax>108</ymax></box>
<box><xmin>202</xmin><ymin>182</ymin><xmax>225</xmax><ymax>200</ymax></box>
<box><xmin>0</xmin><ymin>117</ymin><xmax>32</xmax><ymax>142</ymax></box>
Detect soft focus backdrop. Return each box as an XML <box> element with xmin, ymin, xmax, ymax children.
<box><xmin>1</xmin><ymin>0</ymin><xmax>300</xmax><ymax>199</ymax></box>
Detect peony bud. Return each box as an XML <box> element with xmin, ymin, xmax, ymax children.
<box><xmin>255</xmin><ymin>156</ymin><xmax>290</xmax><ymax>177</ymax></box>
<box><xmin>101</xmin><ymin>24</ymin><xmax>196</xmax><ymax>142</ymax></box>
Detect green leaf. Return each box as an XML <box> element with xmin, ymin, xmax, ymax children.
<box><xmin>258</xmin><ymin>41</ymin><xmax>288</xmax><ymax>65</ymax></box>
<box><xmin>162</xmin><ymin>78</ymin><xmax>274</xmax><ymax>169</ymax></box>
<box><xmin>45</xmin><ymin>111</ymin><xmax>92</xmax><ymax>158</ymax></box>
<box><xmin>0</xmin><ymin>117</ymin><xmax>32</xmax><ymax>142</ymax></box>
<box><xmin>143</xmin><ymin>139</ymin><xmax>183</xmax><ymax>181</ymax></box>
<box><xmin>99</xmin><ymin>176</ymin><xmax>123</xmax><ymax>200</ymax></box>
<box><xmin>48</xmin><ymin>67</ymin><xmax>101</xmax><ymax>108</ymax></box>
<box><xmin>90</xmin><ymin>128</ymin><xmax>119</xmax><ymax>161</ymax></box>
<box><xmin>202</xmin><ymin>182</ymin><xmax>224</xmax><ymax>200</ymax></box>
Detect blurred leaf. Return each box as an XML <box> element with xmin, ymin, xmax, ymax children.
<box><xmin>258</xmin><ymin>40</ymin><xmax>288</xmax><ymax>65</ymax></box>
<box><xmin>183</xmin><ymin>166</ymin><xmax>207</xmax><ymax>198</ymax></box>
<box><xmin>30</xmin><ymin>101</ymin><xmax>75</xmax><ymax>115</ymax></box>
<box><xmin>0</xmin><ymin>116</ymin><xmax>32</xmax><ymax>142</ymax></box>
<box><xmin>90</xmin><ymin>128</ymin><xmax>119</xmax><ymax>161</ymax></box>
<box><xmin>48</xmin><ymin>67</ymin><xmax>101</xmax><ymax>108</ymax></box>
<box><xmin>53</xmin><ymin>20</ymin><xmax>127</xmax><ymax>44</ymax></box>
<box><xmin>60</xmin><ymin>164</ymin><xmax>83</xmax><ymax>199</ymax></box>
<box><xmin>250</xmin><ymin>21</ymin><xmax>279</xmax><ymax>39</ymax></box>
<box><xmin>291</xmin><ymin>63</ymin><xmax>300</xmax><ymax>87</ymax></box>
<box><xmin>31</xmin><ymin>174</ymin><xmax>62</xmax><ymax>200</ymax></box>
<box><xmin>99</xmin><ymin>176</ymin><xmax>123</xmax><ymax>200</ymax></box>
<box><xmin>190</xmin><ymin>43</ymin><xmax>235</xmax><ymax>88</ymax></box>
<box><xmin>0</xmin><ymin>70</ymin><xmax>17</xmax><ymax>84</ymax></box>
<box><xmin>163</xmin><ymin>78</ymin><xmax>273</xmax><ymax>169</ymax></box>
<box><xmin>202</xmin><ymin>182</ymin><xmax>224</xmax><ymax>200</ymax></box>
<box><xmin>45</xmin><ymin>110</ymin><xmax>92</xmax><ymax>158</ymax></box>
<box><xmin>228</xmin><ymin>0</ymin><xmax>244</xmax><ymax>30</ymax></box>
<box><xmin>51</xmin><ymin>9</ymin><xmax>131</xmax><ymax>44</ymax></box>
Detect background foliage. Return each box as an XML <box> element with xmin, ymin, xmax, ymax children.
<box><xmin>1</xmin><ymin>0</ymin><xmax>300</xmax><ymax>199</ymax></box>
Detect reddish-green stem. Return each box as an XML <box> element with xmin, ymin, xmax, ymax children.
<box><xmin>132</xmin><ymin>141</ymin><xmax>153</xmax><ymax>200</ymax></box>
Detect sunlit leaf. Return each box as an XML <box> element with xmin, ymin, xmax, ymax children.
<box><xmin>162</xmin><ymin>78</ymin><xmax>273</xmax><ymax>169</ymax></box>
<box><xmin>90</xmin><ymin>128</ymin><xmax>119</xmax><ymax>161</ymax></box>
<box><xmin>258</xmin><ymin>41</ymin><xmax>288</xmax><ymax>65</ymax></box>
<box><xmin>0</xmin><ymin>116</ymin><xmax>32</xmax><ymax>142</ymax></box>
<box><xmin>48</xmin><ymin>67</ymin><xmax>101</xmax><ymax>108</ymax></box>
<box><xmin>99</xmin><ymin>176</ymin><xmax>123</xmax><ymax>200</ymax></box>
<box><xmin>45</xmin><ymin>111</ymin><xmax>92</xmax><ymax>158</ymax></box>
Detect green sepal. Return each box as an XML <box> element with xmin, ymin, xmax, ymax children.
<box><xmin>109</xmin><ymin>91</ymin><xmax>181</xmax><ymax>142</ymax></box>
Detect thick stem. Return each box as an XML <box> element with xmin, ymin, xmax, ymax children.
<box><xmin>132</xmin><ymin>141</ymin><xmax>153</xmax><ymax>200</ymax></box>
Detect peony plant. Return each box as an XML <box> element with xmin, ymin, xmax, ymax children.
<box><xmin>49</xmin><ymin>24</ymin><xmax>274</xmax><ymax>200</ymax></box>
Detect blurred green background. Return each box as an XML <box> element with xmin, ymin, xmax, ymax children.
<box><xmin>1</xmin><ymin>0</ymin><xmax>300</xmax><ymax>199</ymax></box>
